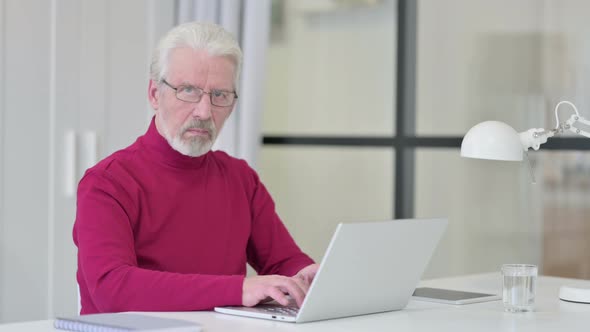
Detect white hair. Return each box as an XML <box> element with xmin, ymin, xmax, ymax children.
<box><xmin>150</xmin><ymin>22</ymin><xmax>243</xmax><ymax>88</ymax></box>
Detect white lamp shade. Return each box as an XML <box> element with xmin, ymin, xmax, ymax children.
<box><xmin>460</xmin><ymin>121</ymin><xmax>524</xmax><ymax>161</ymax></box>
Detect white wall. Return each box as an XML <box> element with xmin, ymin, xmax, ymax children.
<box><xmin>0</xmin><ymin>0</ymin><xmax>174</xmax><ymax>323</ymax></box>
<box><xmin>1</xmin><ymin>0</ymin><xmax>52</xmax><ymax>322</ymax></box>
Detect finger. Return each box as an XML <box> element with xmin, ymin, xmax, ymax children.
<box><xmin>261</xmin><ymin>296</ymin><xmax>274</xmax><ymax>304</ymax></box>
<box><xmin>295</xmin><ymin>272</ymin><xmax>309</xmax><ymax>285</ymax></box>
<box><xmin>267</xmin><ymin>286</ymin><xmax>290</xmax><ymax>306</ymax></box>
<box><xmin>277</xmin><ymin>279</ymin><xmax>305</xmax><ymax>307</ymax></box>
<box><xmin>296</xmin><ymin>267</ymin><xmax>318</xmax><ymax>285</ymax></box>
<box><xmin>306</xmin><ymin>272</ymin><xmax>317</xmax><ymax>285</ymax></box>
<box><xmin>305</xmin><ymin>266</ymin><xmax>319</xmax><ymax>283</ymax></box>
<box><xmin>292</xmin><ymin>275</ymin><xmax>310</xmax><ymax>295</ymax></box>
<box><xmin>310</xmin><ymin>267</ymin><xmax>319</xmax><ymax>279</ymax></box>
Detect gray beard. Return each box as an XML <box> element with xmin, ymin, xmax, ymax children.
<box><xmin>169</xmin><ymin>135</ymin><xmax>213</xmax><ymax>157</ymax></box>
<box><xmin>165</xmin><ymin>119</ymin><xmax>217</xmax><ymax>157</ymax></box>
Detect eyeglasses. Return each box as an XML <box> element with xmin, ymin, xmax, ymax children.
<box><xmin>161</xmin><ymin>79</ymin><xmax>238</xmax><ymax>107</ymax></box>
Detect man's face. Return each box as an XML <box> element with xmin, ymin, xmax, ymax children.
<box><xmin>148</xmin><ymin>48</ymin><xmax>237</xmax><ymax>157</ymax></box>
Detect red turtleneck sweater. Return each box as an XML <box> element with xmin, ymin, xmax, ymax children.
<box><xmin>73</xmin><ymin>118</ymin><xmax>314</xmax><ymax>314</ymax></box>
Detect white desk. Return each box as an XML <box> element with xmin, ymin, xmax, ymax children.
<box><xmin>2</xmin><ymin>273</ymin><xmax>590</xmax><ymax>331</ymax></box>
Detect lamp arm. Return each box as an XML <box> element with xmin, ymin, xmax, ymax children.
<box><xmin>518</xmin><ymin>129</ymin><xmax>550</xmax><ymax>183</ymax></box>
<box><xmin>564</xmin><ymin>114</ymin><xmax>590</xmax><ymax>138</ymax></box>
<box><xmin>554</xmin><ymin>101</ymin><xmax>581</xmax><ymax>129</ymax></box>
<box><xmin>518</xmin><ymin>128</ymin><xmax>555</xmax><ymax>151</ymax></box>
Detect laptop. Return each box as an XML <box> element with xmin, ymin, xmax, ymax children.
<box><xmin>214</xmin><ymin>218</ymin><xmax>447</xmax><ymax>323</ymax></box>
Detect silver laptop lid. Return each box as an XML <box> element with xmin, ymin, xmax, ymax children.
<box><xmin>296</xmin><ymin>218</ymin><xmax>447</xmax><ymax>323</ymax></box>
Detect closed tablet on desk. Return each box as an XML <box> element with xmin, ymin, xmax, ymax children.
<box><xmin>412</xmin><ymin>287</ymin><xmax>501</xmax><ymax>305</ymax></box>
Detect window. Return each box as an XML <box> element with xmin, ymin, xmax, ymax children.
<box><xmin>260</xmin><ymin>0</ymin><xmax>590</xmax><ymax>279</ymax></box>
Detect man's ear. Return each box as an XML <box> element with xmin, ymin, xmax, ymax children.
<box><xmin>148</xmin><ymin>79</ymin><xmax>160</xmax><ymax>110</ymax></box>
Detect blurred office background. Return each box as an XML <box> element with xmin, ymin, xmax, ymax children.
<box><xmin>1</xmin><ymin>0</ymin><xmax>590</xmax><ymax>324</ymax></box>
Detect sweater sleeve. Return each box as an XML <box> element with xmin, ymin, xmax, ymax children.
<box><xmin>244</xmin><ymin>167</ymin><xmax>315</xmax><ymax>277</ymax></box>
<box><xmin>74</xmin><ymin>170</ymin><xmax>244</xmax><ymax>313</ymax></box>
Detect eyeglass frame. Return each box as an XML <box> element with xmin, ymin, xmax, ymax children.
<box><xmin>161</xmin><ymin>79</ymin><xmax>238</xmax><ymax>107</ymax></box>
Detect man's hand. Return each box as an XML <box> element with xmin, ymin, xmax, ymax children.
<box><xmin>242</xmin><ymin>274</ymin><xmax>310</xmax><ymax>307</ymax></box>
<box><xmin>294</xmin><ymin>263</ymin><xmax>320</xmax><ymax>285</ymax></box>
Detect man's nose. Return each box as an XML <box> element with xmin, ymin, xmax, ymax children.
<box><xmin>191</xmin><ymin>95</ymin><xmax>212</xmax><ymax>120</ymax></box>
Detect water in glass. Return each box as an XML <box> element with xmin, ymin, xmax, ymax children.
<box><xmin>502</xmin><ymin>273</ymin><xmax>536</xmax><ymax>312</ymax></box>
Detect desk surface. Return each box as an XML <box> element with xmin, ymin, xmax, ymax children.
<box><xmin>3</xmin><ymin>273</ymin><xmax>590</xmax><ymax>331</ymax></box>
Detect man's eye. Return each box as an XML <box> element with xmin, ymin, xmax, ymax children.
<box><xmin>212</xmin><ymin>90</ymin><xmax>226</xmax><ymax>98</ymax></box>
<box><xmin>180</xmin><ymin>86</ymin><xmax>196</xmax><ymax>94</ymax></box>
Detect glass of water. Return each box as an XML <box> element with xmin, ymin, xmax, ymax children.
<box><xmin>501</xmin><ymin>264</ymin><xmax>537</xmax><ymax>312</ymax></box>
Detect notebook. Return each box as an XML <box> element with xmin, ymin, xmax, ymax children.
<box><xmin>215</xmin><ymin>218</ymin><xmax>447</xmax><ymax>323</ymax></box>
<box><xmin>54</xmin><ymin>313</ymin><xmax>201</xmax><ymax>332</ymax></box>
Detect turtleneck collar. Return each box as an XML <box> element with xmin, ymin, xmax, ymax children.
<box><xmin>139</xmin><ymin>116</ymin><xmax>210</xmax><ymax>169</ymax></box>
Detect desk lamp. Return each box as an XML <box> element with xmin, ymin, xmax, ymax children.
<box><xmin>460</xmin><ymin>101</ymin><xmax>590</xmax><ymax>304</ymax></box>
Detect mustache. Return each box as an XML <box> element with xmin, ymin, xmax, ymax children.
<box><xmin>180</xmin><ymin>119</ymin><xmax>215</xmax><ymax>134</ymax></box>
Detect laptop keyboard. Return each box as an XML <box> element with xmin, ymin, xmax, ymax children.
<box><xmin>258</xmin><ymin>305</ymin><xmax>299</xmax><ymax>317</ymax></box>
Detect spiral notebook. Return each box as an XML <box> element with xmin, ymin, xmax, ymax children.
<box><xmin>54</xmin><ymin>313</ymin><xmax>201</xmax><ymax>332</ymax></box>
